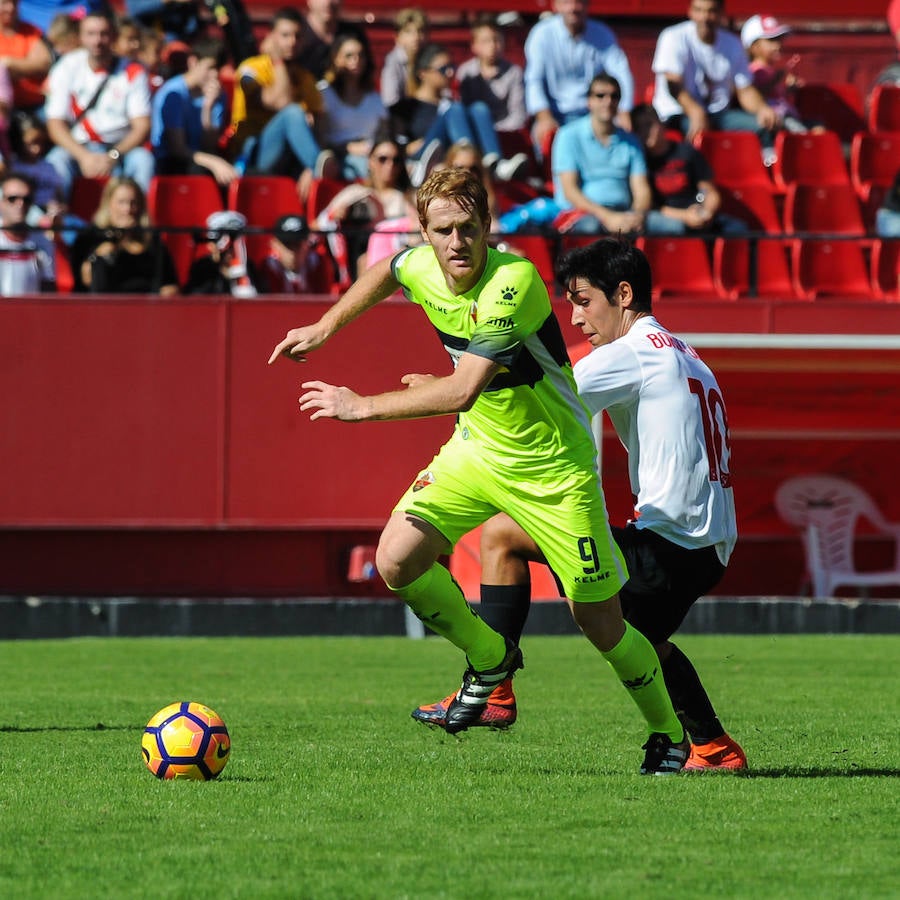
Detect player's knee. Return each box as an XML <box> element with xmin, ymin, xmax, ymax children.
<box><xmin>374</xmin><ymin>538</ymin><xmax>427</xmax><ymax>590</ymax></box>
<box><xmin>481</xmin><ymin>514</ymin><xmax>536</xmax><ymax>564</ymax></box>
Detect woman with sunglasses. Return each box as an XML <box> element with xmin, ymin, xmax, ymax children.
<box><xmin>317</xmin><ymin>131</ymin><xmax>418</xmax><ymax>281</ymax></box>
<box><xmin>389</xmin><ymin>43</ymin><xmax>528</xmax><ymax>187</ymax></box>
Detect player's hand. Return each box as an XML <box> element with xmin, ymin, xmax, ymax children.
<box><xmin>299</xmin><ymin>380</ymin><xmax>368</xmax><ymax>421</ymax></box>
<box><xmin>268</xmin><ymin>323</ymin><xmax>329</xmax><ymax>364</ymax></box>
<box><xmin>400</xmin><ymin>373</ymin><xmax>437</xmax><ymax>389</ymax></box>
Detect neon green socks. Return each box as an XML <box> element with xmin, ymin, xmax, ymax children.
<box><xmin>603</xmin><ymin>622</ymin><xmax>684</xmax><ymax>742</ymax></box>
<box><xmin>391</xmin><ymin>563</ymin><xmax>506</xmax><ymax>669</ymax></box>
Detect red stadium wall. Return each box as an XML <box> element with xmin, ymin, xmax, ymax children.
<box><xmin>2</xmin><ymin>294</ymin><xmax>899</xmax><ymax>599</ymax></box>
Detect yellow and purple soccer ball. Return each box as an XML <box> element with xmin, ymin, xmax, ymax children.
<box><xmin>141</xmin><ymin>701</ymin><xmax>230</xmax><ymax>780</ymax></box>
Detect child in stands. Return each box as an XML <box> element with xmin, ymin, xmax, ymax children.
<box><xmin>741</xmin><ymin>14</ymin><xmax>820</xmax><ymax>134</ymax></box>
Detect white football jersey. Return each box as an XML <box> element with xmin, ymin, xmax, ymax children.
<box><xmin>574</xmin><ymin>315</ymin><xmax>737</xmax><ymax>564</ymax></box>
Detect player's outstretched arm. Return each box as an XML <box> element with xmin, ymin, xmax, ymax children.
<box><xmin>268</xmin><ymin>257</ymin><xmax>400</xmax><ymax>364</ymax></box>
<box><xmin>298</xmin><ymin>352</ymin><xmax>501</xmax><ymax>422</ymax></box>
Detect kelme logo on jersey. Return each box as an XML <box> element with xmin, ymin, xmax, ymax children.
<box><xmin>496</xmin><ymin>285</ymin><xmax>519</xmax><ymax>306</ymax></box>
<box><xmin>412</xmin><ymin>470</ymin><xmax>435</xmax><ymax>492</ymax></box>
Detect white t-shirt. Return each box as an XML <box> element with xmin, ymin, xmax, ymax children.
<box><xmin>651</xmin><ymin>21</ymin><xmax>752</xmax><ymax>120</ymax></box>
<box><xmin>45</xmin><ymin>49</ymin><xmax>151</xmax><ymax>146</ymax></box>
<box><xmin>574</xmin><ymin>315</ymin><xmax>737</xmax><ymax>564</ymax></box>
<box><xmin>0</xmin><ymin>231</ymin><xmax>53</xmax><ymax>295</ymax></box>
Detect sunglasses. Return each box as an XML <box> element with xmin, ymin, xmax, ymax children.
<box><xmin>3</xmin><ymin>194</ymin><xmax>33</xmax><ymax>205</ymax></box>
<box><xmin>374</xmin><ymin>154</ymin><xmax>400</xmax><ymax>164</ymax></box>
<box><xmin>431</xmin><ymin>64</ymin><xmax>454</xmax><ymax>76</ymax></box>
<box><xmin>590</xmin><ymin>90</ymin><xmax>621</xmax><ymax>100</ymax></box>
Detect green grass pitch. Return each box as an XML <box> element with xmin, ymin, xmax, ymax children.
<box><xmin>0</xmin><ymin>634</ymin><xmax>897</xmax><ymax>898</ymax></box>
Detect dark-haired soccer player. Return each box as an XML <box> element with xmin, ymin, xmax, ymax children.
<box><xmin>413</xmin><ymin>237</ymin><xmax>746</xmax><ymax>771</ymax></box>
<box><xmin>269</xmin><ymin>169</ymin><xmax>689</xmax><ymax>774</ymax></box>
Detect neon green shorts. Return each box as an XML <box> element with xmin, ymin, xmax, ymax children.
<box><xmin>393</xmin><ymin>431</ymin><xmax>628</xmax><ymax>603</ymax></box>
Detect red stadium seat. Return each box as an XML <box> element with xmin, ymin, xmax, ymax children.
<box><xmin>868</xmin><ymin>84</ymin><xmax>900</xmax><ymax>133</ymax></box>
<box><xmin>871</xmin><ymin>239</ymin><xmax>900</xmax><ymax>300</ymax></box>
<box><xmin>694</xmin><ymin>131</ymin><xmax>773</xmax><ymax>190</ymax></box>
<box><xmin>147</xmin><ymin>176</ymin><xmax>224</xmax><ymax>285</ymax></box>
<box><xmin>771</xmin><ymin>131</ymin><xmax>850</xmax><ymax>190</ymax></box>
<box><xmin>791</xmin><ymin>238</ymin><xmax>874</xmax><ymax>299</ymax></box>
<box><xmin>849</xmin><ymin>131</ymin><xmax>900</xmax><ymax>198</ymax></box>
<box><xmin>635</xmin><ymin>236</ymin><xmax>718</xmax><ymax>298</ymax></box>
<box><xmin>305</xmin><ymin>177</ymin><xmax>350</xmax><ymax>222</ymax></box>
<box><xmin>227</xmin><ymin>175</ymin><xmax>303</xmax><ymax>264</ymax></box>
<box><xmin>504</xmin><ymin>235</ymin><xmax>558</xmax><ymax>289</ymax></box>
<box><xmin>792</xmin><ymin>83</ymin><xmax>865</xmax><ymax>142</ymax></box>
<box><xmin>69</xmin><ymin>176</ymin><xmax>109</xmax><ymax>222</ymax></box>
<box><xmin>54</xmin><ymin>237</ymin><xmax>75</xmax><ymax>293</ymax></box>
<box><xmin>713</xmin><ymin>237</ymin><xmax>796</xmax><ymax>299</ymax></box>
<box><xmin>717</xmin><ymin>184</ymin><xmax>782</xmax><ymax>234</ymax></box>
<box><xmin>783</xmin><ymin>184</ymin><xmax>866</xmax><ymax>236</ymax></box>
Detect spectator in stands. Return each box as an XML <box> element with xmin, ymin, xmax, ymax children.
<box><xmin>316</xmin><ymin>32</ymin><xmax>388</xmax><ymax>180</ymax></box>
<box><xmin>228</xmin><ymin>7</ymin><xmax>335</xmax><ymax>193</ymax></box>
<box><xmin>876</xmin><ymin>169</ymin><xmax>900</xmax><ymax>237</ymax></box>
<box><xmin>185</xmin><ymin>209</ymin><xmax>259</xmax><ymax>295</ymax></box>
<box><xmin>43</xmin><ymin>12</ymin><xmax>80</xmax><ymax>64</ymax></box>
<box><xmin>631</xmin><ymin>103</ymin><xmax>746</xmax><ymax>235</ymax></box>
<box><xmin>441</xmin><ymin>139</ymin><xmax>501</xmax><ymax>232</ymax></box>
<box><xmin>114</xmin><ymin>16</ymin><xmax>143</xmax><ymax>62</ymax></box>
<box><xmin>45</xmin><ymin>11</ymin><xmax>155</xmax><ymax>198</ymax></box>
<box><xmin>73</xmin><ymin>176</ymin><xmax>178</xmax><ymax>293</ymax></box>
<box><xmin>552</xmin><ymin>73</ymin><xmax>650</xmax><ymax>235</ymax></box>
<box><xmin>651</xmin><ymin>0</ymin><xmax>778</xmax><ymax>147</ymax></box>
<box><xmin>126</xmin><ymin>0</ymin><xmax>201</xmax><ymax>45</ymax></box>
<box><xmin>151</xmin><ymin>36</ymin><xmax>237</xmax><ymax>186</ymax></box>
<box><xmin>9</xmin><ymin>113</ymin><xmax>64</xmax><ymax>223</ymax></box>
<box><xmin>457</xmin><ymin>14</ymin><xmax>528</xmax><ymax>139</ymax></box>
<box><xmin>524</xmin><ymin>0</ymin><xmax>635</xmax><ymax>155</ymax></box>
<box><xmin>0</xmin><ymin>0</ymin><xmax>53</xmax><ymax>114</ymax></box>
<box><xmin>0</xmin><ymin>53</ymin><xmax>10</xmax><ymax>162</ymax></box>
<box><xmin>301</xmin><ymin>0</ymin><xmax>371</xmax><ymax>82</ymax></box>
<box><xmin>379</xmin><ymin>7</ymin><xmax>426</xmax><ymax>108</ymax></box>
<box><xmin>741</xmin><ymin>14</ymin><xmax>819</xmax><ymax>135</ymax></box>
<box><xmin>390</xmin><ymin>43</ymin><xmax>528</xmax><ymax>188</ymax></box>
<box><xmin>258</xmin><ymin>212</ymin><xmax>335</xmax><ymax>294</ymax></box>
<box><xmin>316</xmin><ymin>132</ymin><xmax>416</xmax><ymax>280</ymax></box>
<box><xmin>0</xmin><ymin>170</ymin><xmax>54</xmax><ymax>292</ymax></box>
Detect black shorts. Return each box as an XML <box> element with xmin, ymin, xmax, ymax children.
<box><xmin>611</xmin><ymin>523</ymin><xmax>726</xmax><ymax>646</ymax></box>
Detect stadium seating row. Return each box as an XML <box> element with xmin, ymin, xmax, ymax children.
<box><xmin>57</xmin><ymin>173</ymin><xmax>898</xmax><ymax>299</ymax></box>
<box><xmin>528</xmin><ymin>234</ymin><xmax>899</xmax><ymax>301</ymax></box>
<box><xmin>696</xmin><ymin>129</ymin><xmax>900</xmax><ymax>197</ymax></box>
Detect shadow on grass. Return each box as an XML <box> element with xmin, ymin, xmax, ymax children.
<box><xmin>731</xmin><ymin>766</ymin><xmax>900</xmax><ymax>778</ymax></box>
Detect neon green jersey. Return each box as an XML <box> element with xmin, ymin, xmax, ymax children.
<box><xmin>392</xmin><ymin>244</ymin><xmax>596</xmax><ymax>474</ymax></box>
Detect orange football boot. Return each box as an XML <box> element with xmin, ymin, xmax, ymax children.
<box><xmin>684</xmin><ymin>734</ymin><xmax>748</xmax><ymax>771</ymax></box>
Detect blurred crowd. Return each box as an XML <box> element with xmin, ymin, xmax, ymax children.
<box><xmin>0</xmin><ymin>0</ymin><xmax>898</xmax><ymax>295</ymax></box>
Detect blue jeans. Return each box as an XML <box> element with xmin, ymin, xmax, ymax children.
<box><xmin>645</xmin><ymin>210</ymin><xmax>749</xmax><ymax>235</ymax></box>
<box><xmin>254</xmin><ymin>105</ymin><xmax>321</xmax><ymax>173</ymax></box>
<box><xmin>666</xmin><ymin>109</ymin><xmax>777</xmax><ymax>148</ymax></box>
<box><xmin>415</xmin><ymin>101</ymin><xmax>501</xmax><ymax>159</ymax></box>
<box><xmin>46</xmin><ymin>141</ymin><xmax>155</xmax><ymax>199</ymax></box>
<box><xmin>876</xmin><ymin>208</ymin><xmax>900</xmax><ymax>238</ymax></box>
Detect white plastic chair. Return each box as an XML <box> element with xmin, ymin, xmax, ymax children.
<box><xmin>774</xmin><ymin>475</ymin><xmax>900</xmax><ymax>599</ymax></box>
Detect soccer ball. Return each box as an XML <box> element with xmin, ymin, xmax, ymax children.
<box><xmin>141</xmin><ymin>701</ymin><xmax>231</xmax><ymax>780</ymax></box>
